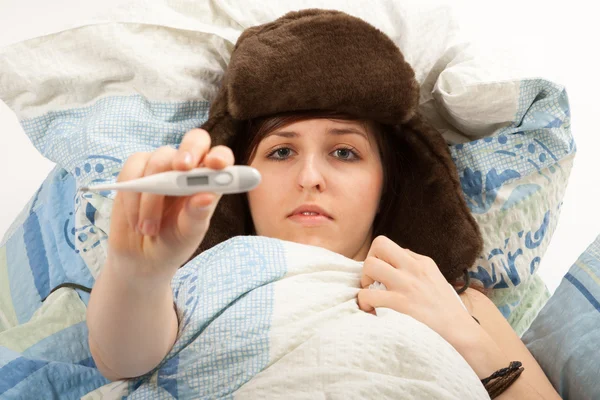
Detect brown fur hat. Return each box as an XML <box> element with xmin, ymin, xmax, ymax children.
<box><xmin>191</xmin><ymin>8</ymin><xmax>483</xmax><ymax>282</ymax></box>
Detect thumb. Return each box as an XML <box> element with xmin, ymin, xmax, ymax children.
<box><xmin>176</xmin><ymin>192</ymin><xmax>221</xmax><ymax>238</ymax></box>
<box><xmin>357</xmin><ymin>289</ymin><xmax>396</xmax><ymax>315</ymax></box>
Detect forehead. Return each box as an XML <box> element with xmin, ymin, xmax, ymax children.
<box><xmin>264</xmin><ymin>118</ymin><xmax>373</xmax><ymax>142</ymax></box>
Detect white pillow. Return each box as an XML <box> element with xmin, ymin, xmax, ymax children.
<box><xmin>0</xmin><ymin>0</ymin><xmax>466</xmax><ymax>122</ymax></box>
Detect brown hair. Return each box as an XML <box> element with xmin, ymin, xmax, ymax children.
<box><xmin>229</xmin><ymin>109</ymin><xmax>488</xmax><ymax>296</ymax></box>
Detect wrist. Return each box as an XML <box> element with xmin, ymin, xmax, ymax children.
<box><xmin>440</xmin><ymin>312</ymin><xmax>483</xmax><ymax>351</ymax></box>
<box><xmin>445</xmin><ymin>318</ymin><xmax>511</xmax><ymax>380</ymax></box>
<box><xmin>104</xmin><ymin>251</ymin><xmax>176</xmax><ymax>291</ymax></box>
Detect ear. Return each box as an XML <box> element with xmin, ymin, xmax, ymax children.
<box><xmin>384</xmin><ymin>115</ymin><xmax>483</xmax><ymax>281</ymax></box>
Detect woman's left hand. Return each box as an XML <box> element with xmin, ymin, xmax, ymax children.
<box><xmin>357</xmin><ymin>235</ymin><xmax>478</xmax><ymax>345</ymax></box>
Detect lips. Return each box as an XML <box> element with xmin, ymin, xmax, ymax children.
<box><xmin>289</xmin><ymin>204</ymin><xmax>332</xmax><ymax>219</ymax></box>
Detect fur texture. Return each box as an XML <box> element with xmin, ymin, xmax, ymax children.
<box><xmin>192</xmin><ymin>9</ymin><xmax>483</xmax><ymax>281</ymax></box>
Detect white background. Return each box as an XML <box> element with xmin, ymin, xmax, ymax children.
<box><xmin>0</xmin><ymin>0</ymin><xmax>598</xmax><ymax>295</ymax></box>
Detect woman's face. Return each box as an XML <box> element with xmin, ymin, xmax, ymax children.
<box><xmin>247</xmin><ymin>118</ymin><xmax>384</xmax><ymax>261</ymax></box>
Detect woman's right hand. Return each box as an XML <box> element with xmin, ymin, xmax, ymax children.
<box><xmin>106</xmin><ymin>128</ymin><xmax>233</xmax><ymax>281</ymax></box>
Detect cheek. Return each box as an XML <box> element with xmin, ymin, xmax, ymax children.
<box><xmin>247</xmin><ymin>186</ymin><xmax>264</xmax><ymax>215</ymax></box>
<box><xmin>343</xmin><ymin>171</ymin><xmax>383</xmax><ymax>207</ymax></box>
<box><xmin>362</xmin><ymin>182</ymin><xmax>382</xmax><ymax>210</ymax></box>
<box><xmin>247</xmin><ymin>171</ymin><xmax>280</xmax><ymax>216</ymax></box>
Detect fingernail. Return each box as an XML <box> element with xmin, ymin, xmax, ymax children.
<box><xmin>140</xmin><ymin>219</ymin><xmax>157</xmax><ymax>236</ymax></box>
<box><xmin>182</xmin><ymin>152</ymin><xmax>192</xmax><ymax>166</ymax></box>
<box><xmin>193</xmin><ymin>202</ymin><xmax>211</xmax><ymax>211</ymax></box>
<box><xmin>188</xmin><ymin>200</ymin><xmax>211</xmax><ymax>214</ymax></box>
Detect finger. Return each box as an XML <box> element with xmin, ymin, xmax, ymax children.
<box><xmin>403</xmin><ymin>248</ymin><xmax>424</xmax><ymax>261</ymax></box>
<box><xmin>357</xmin><ymin>289</ymin><xmax>397</xmax><ymax>314</ymax></box>
<box><xmin>175</xmin><ymin>191</ymin><xmax>220</xmax><ymax>239</ymax></box>
<box><xmin>360</xmin><ymin>272</ymin><xmax>375</xmax><ymax>290</ymax></box>
<box><xmin>187</xmin><ymin>191</ymin><xmax>223</xmax><ymax>220</ymax></box>
<box><xmin>187</xmin><ymin>192</ymin><xmax>219</xmax><ymax>209</ymax></box>
<box><xmin>367</xmin><ymin>235</ymin><xmax>415</xmax><ymax>271</ymax></box>
<box><xmin>181</xmin><ymin>145</ymin><xmax>234</xmax><ymax>218</ymax></box>
<box><xmin>203</xmin><ymin>145</ymin><xmax>235</xmax><ymax>170</ymax></box>
<box><xmin>173</xmin><ymin>129</ymin><xmax>211</xmax><ymax>170</ymax></box>
<box><xmin>117</xmin><ymin>152</ymin><xmax>151</xmax><ymax>232</ymax></box>
<box><xmin>138</xmin><ymin>146</ymin><xmax>178</xmax><ymax>236</ymax></box>
<box><xmin>182</xmin><ymin>141</ymin><xmax>228</xmax><ymax>216</ymax></box>
<box><xmin>360</xmin><ymin>256</ymin><xmax>399</xmax><ymax>289</ymax></box>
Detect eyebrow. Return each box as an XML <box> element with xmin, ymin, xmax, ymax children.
<box><xmin>266</xmin><ymin>127</ymin><xmax>369</xmax><ymax>142</ymax></box>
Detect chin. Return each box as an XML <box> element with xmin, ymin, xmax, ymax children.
<box><xmin>264</xmin><ymin>223</ymin><xmax>337</xmax><ymax>249</ymax></box>
<box><xmin>295</xmin><ymin>234</ymin><xmax>333</xmax><ymax>250</ymax></box>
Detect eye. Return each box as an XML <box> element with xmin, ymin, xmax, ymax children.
<box><xmin>266</xmin><ymin>146</ymin><xmax>361</xmax><ymax>162</ymax></box>
<box><xmin>333</xmin><ymin>147</ymin><xmax>359</xmax><ymax>161</ymax></box>
<box><xmin>267</xmin><ymin>147</ymin><xmax>293</xmax><ymax>161</ymax></box>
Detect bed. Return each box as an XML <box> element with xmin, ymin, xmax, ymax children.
<box><xmin>0</xmin><ymin>1</ymin><xmax>596</xmax><ymax>399</ymax></box>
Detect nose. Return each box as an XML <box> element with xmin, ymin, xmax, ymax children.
<box><xmin>296</xmin><ymin>155</ymin><xmax>326</xmax><ymax>192</ymax></box>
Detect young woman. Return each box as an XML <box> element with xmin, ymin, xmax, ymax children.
<box><xmin>87</xmin><ymin>8</ymin><xmax>561</xmax><ymax>399</ymax></box>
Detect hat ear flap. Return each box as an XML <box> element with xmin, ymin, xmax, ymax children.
<box><xmin>201</xmin><ymin>80</ymin><xmax>239</xmax><ymax>148</ymax></box>
<box><xmin>385</xmin><ymin>115</ymin><xmax>483</xmax><ymax>281</ymax></box>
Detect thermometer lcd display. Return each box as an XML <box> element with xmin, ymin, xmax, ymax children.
<box><xmin>187</xmin><ymin>176</ymin><xmax>210</xmax><ymax>186</ymax></box>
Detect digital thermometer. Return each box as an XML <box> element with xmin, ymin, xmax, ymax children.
<box><xmin>81</xmin><ymin>165</ymin><xmax>261</xmax><ymax>196</ymax></box>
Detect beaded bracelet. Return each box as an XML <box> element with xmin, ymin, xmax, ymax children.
<box><xmin>481</xmin><ymin>361</ymin><xmax>525</xmax><ymax>399</ymax></box>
